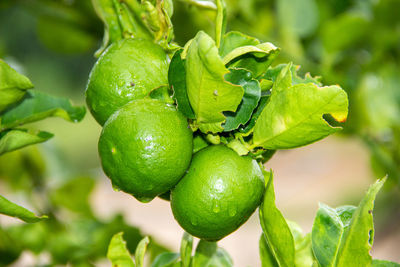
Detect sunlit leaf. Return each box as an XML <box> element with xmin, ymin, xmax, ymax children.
<box><xmin>107</xmin><ymin>232</ymin><xmax>135</xmax><ymax>267</ymax></box>
<box><xmin>253</xmin><ymin>63</ymin><xmax>348</xmax><ymax>150</ymax></box>
<box><xmin>186</xmin><ymin>31</ymin><xmax>243</xmax><ymax>133</ymax></box>
<box><xmin>191</xmin><ymin>240</ymin><xmax>233</xmax><ymax>267</ymax></box>
<box><xmin>0</xmin><ymin>194</ymin><xmax>48</xmax><ymax>223</ymax></box>
<box><xmin>0</xmin><ymin>59</ymin><xmax>33</xmax><ymax>113</ymax></box>
<box><xmin>0</xmin><ymin>129</ymin><xmax>53</xmax><ymax>155</ymax></box>
<box><xmin>0</xmin><ymin>90</ymin><xmax>86</xmax><ymax>131</ymax></box>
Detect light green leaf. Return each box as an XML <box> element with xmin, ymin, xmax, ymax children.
<box><xmin>223</xmin><ymin>42</ymin><xmax>280</xmax><ymax>78</ymax></box>
<box><xmin>0</xmin><ymin>59</ymin><xmax>33</xmax><ymax>113</ymax></box>
<box><xmin>322</xmin><ymin>13</ymin><xmax>369</xmax><ymax>53</ymax></box>
<box><xmin>223</xmin><ymin>68</ymin><xmax>261</xmax><ymax>131</ymax></box>
<box><xmin>253</xmin><ymin>63</ymin><xmax>348</xmax><ymax>150</ymax></box>
<box><xmin>311</xmin><ymin>178</ymin><xmax>387</xmax><ymax>267</ymax></box>
<box><xmin>335</xmin><ymin>178</ymin><xmax>387</xmax><ymax>267</ymax></box>
<box><xmin>262</xmin><ymin>64</ymin><xmax>322</xmax><ymax>86</ymax></box>
<box><xmin>0</xmin><ymin>194</ymin><xmax>48</xmax><ymax>223</ymax></box>
<box><xmin>0</xmin><ymin>90</ymin><xmax>86</xmax><ymax>131</ymax></box>
<box><xmin>151</xmin><ymin>252</ymin><xmax>180</xmax><ymax>267</ymax></box>
<box><xmin>191</xmin><ymin>240</ymin><xmax>233</xmax><ymax>267</ymax></box>
<box><xmin>186</xmin><ymin>31</ymin><xmax>243</xmax><ymax>133</ymax></box>
<box><xmin>49</xmin><ymin>177</ymin><xmax>95</xmax><ymax>216</ymax></box>
<box><xmin>259</xmin><ymin>234</ymin><xmax>278</xmax><ymax>267</ymax></box>
<box><xmin>180</xmin><ymin>232</ymin><xmax>193</xmax><ymax>267</ymax></box>
<box><xmin>135</xmin><ymin>236</ymin><xmax>150</xmax><ymax>267</ymax></box>
<box><xmin>287</xmin><ymin>221</ymin><xmax>317</xmax><ymax>267</ymax></box>
<box><xmin>107</xmin><ymin>232</ymin><xmax>135</xmax><ymax>267</ymax></box>
<box><xmin>219</xmin><ymin>31</ymin><xmax>259</xmax><ymax>58</ymax></box>
<box><xmin>277</xmin><ymin>0</ymin><xmax>319</xmax><ymax>38</ymax></box>
<box><xmin>0</xmin><ymin>129</ymin><xmax>53</xmax><ymax>155</ymax></box>
<box><xmin>259</xmin><ymin>171</ymin><xmax>295</xmax><ymax>267</ymax></box>
<box><xmin>311</xmin><ymin>204</ymin><xmax>357</xmax><ymax>266</ymax></box>
<box><xmin>372</xmin><ymin>260</ymin><xmax>400</xmax><ymax>267</ymax></box>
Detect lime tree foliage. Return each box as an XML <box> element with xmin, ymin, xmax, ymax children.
<box><xmin>83</xmin><ymin>0</ymin><xmax>397</xmax><ymax>266</ymax></box>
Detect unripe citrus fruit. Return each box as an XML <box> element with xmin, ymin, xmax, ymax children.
<box><xmin>86</xmin><ymin>38</ymin><xmax>168</xmax><ymax>125</ymax></box>
<box><xmin>171</xmin><ymin>145</ymin><xmax>265</xmax><ymax>241</ymax></box>
<box><xmin>98</xmin><ymin>99</ymin><xmax>193</xmax><ymax>202</ymax></box>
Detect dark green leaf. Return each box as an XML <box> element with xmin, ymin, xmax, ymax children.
<box><xmin>0</xmin><ymin>90</ymin><xmax>86</xmax><ymax>131</ymax></box>
<box><xmin>239</xmin><ymin>94</ymin><xmax>269</xmax><ymax>134</ymax></box>
<box><xmin>0</xmin><ymin>59</ymin><xmax>33</xmax><ymax>113</ymax></box>
<box><xmin>223</xmin><ymin>68</ymin><xmax>261</xmax><ymax>131</ymax></box>
<box><xmin>107</xmin><ymin>232</ymin><xmax>135</xmax><ymax>267</ymax></box>
<box><xmin>0</xmin><ymin>194</ymin><xmax>48</xmax><ymax>223</ymax></box>
<box><xmin>0</xmin><ymin>129</ymin><xmax>53</xmax><ymax>155</ymax></box>
<box><xmin>259</xmin><ymin>171</ymin><xmax>295</xmax><ymax>267</ymax></box>
<box><xmin>169</xmin><ymin>49</ymin><xmax>195</xmax><ymax>118</ymax></box>
<box><xmin>191</xmin><ymin>240</ymin><xmax>233</xmax><ymax>267</ymax></box>
<box><xmin>0</xmin><ymin>226</ymin><xmax>22</xmax><ymax>265</ymax></box>
<box><xmin>151</xmin><ymin>252</ymin><xmax>180</xmax><ymax>267</ymax></box>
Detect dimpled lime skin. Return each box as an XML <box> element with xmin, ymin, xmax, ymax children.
<box><xmin>85</xmin><ymin>38</ymin><xmax>168</xmax><ymax>125</ymax></box>
<box><xmin>171</xmin><ymin>145</ymin><xmax>265</xmax><ymax>241</ymax></box>
<box><xmin>98</xmin><ymin>99</ymin><xmax>193</xmax><ymax>202</ymax></box>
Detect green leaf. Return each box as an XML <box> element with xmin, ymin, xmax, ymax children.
<box><xmin>311</xmin><ymin>204</ymin><xmax>357</xmax><ymax>266</ymax></box>
<box><xmin>0</xmin><ymin>129</ymin><xmax>53</xmax><ymax>155</ymax></box>
<box><xmin>259</xmin><ymin>171</ymin><xmax>295</xmax><ymax>267</ymax></box>
<box><xmin>191</xmin><ymin>240</ymin><xmax>233</xmax><ymax>267</ymax></box>
<box><xmin>0</xmin><ymin>59</ymin><xmax>33</xmax><ymax>113</ymax></box>
<box><xmin>49</xmin><ymin>177</ymin><xmax>95</xmax><ymax>216</ymax></box>
<box><xmin>223</xmin><ymin>68</ymin><xmax>261</xmax><ymax>131</ymax></box>
<box><xmin>239</xmin><ymin>94</ymin><xmax>269</xmax><ymax>134</ymax></box>
<box><xmin>186</xmin><ymin>31</ymin><xmax>243</xmax><ymax>133</ymax></box>
<box><xmin>262</xmin><ymin>64</ymin><xmax>322</xmax><ymax>86</ymax></box>
<box><xmin>169</xmin><ymin>49</ymin><xmax>195</xmax><ymax>118</ymax></box>
<box><xmin>222</xmin><ymin>42</ymin><xmax>280</xmax><ymax>78</ymax></box>
<box><xmin>322</xmin><ymin>13</ymin><xmax>369</xmax><ymax>53</ymax></box>
<box><xmin>219</xmin><ymin>31</ymin><xmax>259</xmax><ymax>58</ymax></box>
<box><xmin>277</xmin><ymin>0</ymin><xmax>319</xmax><ymax>38</ymax></box>
<box><xmin>135</xmin><ymin>236</ymin><xmax>150</xmax><ymax>267</ymax></box>
<box><xmin>311</xmin><ymin>178</ymin><xmax>387</xmax><ymax>267</ymax></box>
<box><xmin>253</xmin><ymin>63</ymin><xmax>348</xmax><ymax>150</ymax></box>
<box><xmin>180</xmin><ymin>232</ymin><xmax>193</xmax><ymax>267</ymax></box>
<box><xmin>0</xmin><ymin>90</ymin><xmax>86</xmax><ymax>131</ymax></box>
<box><xmin>0</xmin><ymin>194</ymin><xmax>48</xmax><ymax>223</ymax></box>
<box><xmin>107</xmin><ymin>232</ymin><xmax>135</xmax><ymax>267</ymax></box>
<box><xmin>372</xmin><ymin>260</ymin><xmax>400</xmax><ymax>267</ymax></box>
<box><xmin>149</xmin><ymin>85</ymin><xmax>174</xmax><ymax>104</ymax></box>
<box><xmin>287</xmin><ymin>221</ymin><xmax>317</xmax><ymax>267</ymax></box>
<box><xmin>193</xmin><ymin>134</ymin><xmax>209</xmax><ymax>153</ymax></box>
<box><xmin>259</xmin><ymin>234</ymin><xmax>278</xmax><ymax>267</ymax></box>
<box><xmin>335</xmin><ymin>178</ymin><xmax>387</xmax><ymax>267</ymax></box>
<box><xmin>151</xmin><ymin>252</ymin><xmax>180</xmax><ymax>267</ymax></box>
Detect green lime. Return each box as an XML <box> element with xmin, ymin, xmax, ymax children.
<box><xmin>171</xmin><ymin>145</ymin><xmax>265</xmax><ymax>241</ymax></box>
<box><xmin>98</xmin><ymin>99</ymin><xmax>193</xmax><ymax>202</ymax></box>
<box><xmin>86</xmin><ymin>38</ymin><xmax>168</xmax><ymax>125</ymax></box>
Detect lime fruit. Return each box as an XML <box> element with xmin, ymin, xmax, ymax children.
<box><xmin>171</xmin><ymin>145</ymin><xmax>265</xmax><ymax>241</ymax></box>
<box><xmin>98</xmin><ymin>99</ymin><xmax>193</xmax><ymax>202</ymax></box>
<box><xmin>86</xmin><ymin>38</ymin><xmax>168</xmax><ymax>125</ymax></box>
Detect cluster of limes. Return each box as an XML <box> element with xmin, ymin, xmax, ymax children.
<box><xmin>85</xmin><ymin>38</ymin><xmax>265</xmax><ymax>241</ymax></box>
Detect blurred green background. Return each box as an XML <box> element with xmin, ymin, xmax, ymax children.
<box><xmin>0</xmin><ymin>0</ymin><xmax>399</xmax><ymax>266</ymax></box>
